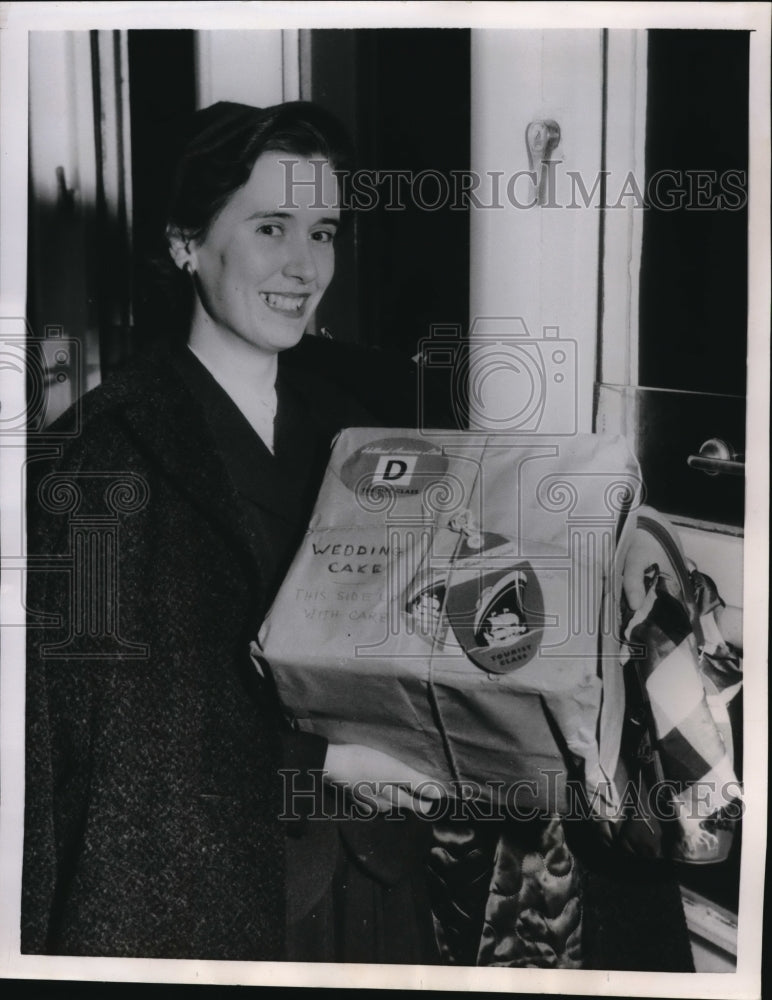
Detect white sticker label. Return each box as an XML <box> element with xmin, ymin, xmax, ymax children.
<box><xmin>372</xmin><ymin>454</ymin><xmax>418</xmax><ymax>484</ymax></box>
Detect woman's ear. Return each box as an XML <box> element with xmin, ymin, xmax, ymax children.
<box><xmin>166</xmin><ymin>225</ymin><xmax>196</xmax><ymax>274</ymax></box>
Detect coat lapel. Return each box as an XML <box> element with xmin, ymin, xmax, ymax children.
<box><xmin>103</xmin><ymin>343</ymin><xmax>344</xmax><ymax>581</ymax></box>
<box><xmin>111</xmin><ymin>347</ymin><xmax>263</xmax><ymax>571</ymax></box>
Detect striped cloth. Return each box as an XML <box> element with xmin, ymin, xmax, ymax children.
<box><xmin>622</xmin><ymin>565</ymin><xmax>743</xmax><ymax>862</ymax></box>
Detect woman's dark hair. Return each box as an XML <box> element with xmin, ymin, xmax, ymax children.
<box><xmin>167</xmin><ymin>100</ymin><xmax>353</xmax><ymax>240</ymax></box>
<box><xmin>142</xmin><ymin>100</ymin><xmax>354</xmax><ymax>343</ymax></box>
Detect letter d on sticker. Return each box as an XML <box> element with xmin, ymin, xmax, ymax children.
<box><xmin>374</xmin><ymin>455</ymin><xmax>417</xmax><ymax>484</ymax></box>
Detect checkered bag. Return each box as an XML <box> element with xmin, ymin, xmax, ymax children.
<box><xmin>614</xmin><ymin>507</ymin><xmax>743</xmax><ymax>863</ymax></box>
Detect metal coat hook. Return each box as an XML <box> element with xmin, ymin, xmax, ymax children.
<box><xmin>525</xmin><ymin>120</ymin><xmax>561</xmax><ymax>206</ymax></box>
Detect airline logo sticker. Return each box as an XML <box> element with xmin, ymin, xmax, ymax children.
<box><xmin>445</xmin><ymin>558</ymin><xmax>544</xmax><ymax>674</ymax></box>
<box><xmin>340</xmin><ymin>436</ymin><xmax>448</xmax><ymax>497</ymax></box>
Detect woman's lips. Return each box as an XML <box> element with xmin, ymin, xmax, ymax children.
<box><xmin>259</xmin><ymin>291</ymin><xmax>310</xmax><ymax>316</ymax></box>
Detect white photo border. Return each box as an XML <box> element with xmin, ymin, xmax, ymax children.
<box><xmin>1</xmin><ymin>2</ymin><xmax>768</xmax><ymax>996</ymax></box>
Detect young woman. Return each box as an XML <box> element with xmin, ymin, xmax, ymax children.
<box><xmin>22</xmin><ymin>99</ymin><xmax>696</xmax><ymax>971</ymax></box>
<box><xmin>22</xmin><ymin>100</ymin><xmax>439</xmax><ymax>963</ymax></box>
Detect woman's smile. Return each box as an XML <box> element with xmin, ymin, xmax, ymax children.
<box><xmin>259</xmin><ymin>291</ymin><xmax>311</xmax><ymax>315</ymax></box>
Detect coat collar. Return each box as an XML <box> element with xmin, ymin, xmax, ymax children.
<box><xmin>94</xmin><ymin>344</ymin><xmax>261</xmax><ymax>569</ymax></box>
<box><xmin>95</xmin><ymin>342</ymin><xmax>336</xmax><ymax>571</ymax></box>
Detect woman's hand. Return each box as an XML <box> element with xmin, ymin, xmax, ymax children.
<box><xmin>323</xmin><ymin>743</ymin><xmax>447</xmax><ymax>815</ymax></box>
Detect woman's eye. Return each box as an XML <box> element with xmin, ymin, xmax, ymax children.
<box><xmin>311</xmin><ymin>230</ymin><xmax>335</xmax><ymax>244</ymax></box>
<box><xmin>257</xmin><ymin>223</ymin><xmax>283</xmax><ymax>237</ymax></box>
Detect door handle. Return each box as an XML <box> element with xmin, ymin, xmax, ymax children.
<box><xmin>687</xmin><ymin>438</ymin><xmax>744</xmax><ymax>477</ymax></box>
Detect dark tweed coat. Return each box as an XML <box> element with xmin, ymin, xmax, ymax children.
<box><xmin>21</xmin><ymin>338</ymin><xmax>387</xmax><ymax>960</ymax></box>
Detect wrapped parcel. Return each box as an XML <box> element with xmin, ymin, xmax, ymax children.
<box><xmin>260</xmin><ymin>429</ymin><xmax>643</xmax><ymax>814</ymax></box>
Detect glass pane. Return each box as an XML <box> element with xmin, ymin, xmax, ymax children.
<box><xmin>597</xmin><ymin>383</ymin><xmax>744</xmax><ymax>529</ymax></box>
<box><xmin>639</xmin><ymin>30</ymin><xmax>749</xmax><ymax>397</ymax></box>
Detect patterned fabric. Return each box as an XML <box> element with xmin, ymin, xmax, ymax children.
<box><xmin>428</xmin><ymin>818</ymin><xmax>582</xmax><ymax>968</ymax></box>
<box><xmin>622</xmin><ymin>566</ymin><xmax>742</xmax><ymax>862</ymax></box>
<box><xmin>428</xmin><ymin>819</ymin><xmax>500</xmax><ymax>966</ymax></box>
<box><xmin>477</xmin><ymin>818</ymin><xmax>583</xmax><ymax>968</ymax></box>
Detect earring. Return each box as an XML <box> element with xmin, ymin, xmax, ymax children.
<box><xmin>183</xmin><ymin>261</ymin><xmax>194</xmax><ymax>276</ymax></box>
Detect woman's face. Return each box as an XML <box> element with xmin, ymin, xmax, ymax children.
<box><xmin>187</xmin><ymin>151</ymin><xmax>340</xmax><ymax>355</ymax></box>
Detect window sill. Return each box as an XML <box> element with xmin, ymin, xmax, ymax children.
<box><xmin>681</xmin><ymin>886</ymin><xmax>737</xmax><ymax>972</ymax></box>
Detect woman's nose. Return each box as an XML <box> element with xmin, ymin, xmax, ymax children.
<box><xmin>282</xmin><ymin>238</ymin><xmax>318</xmax><ymax>284</ymax></box>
